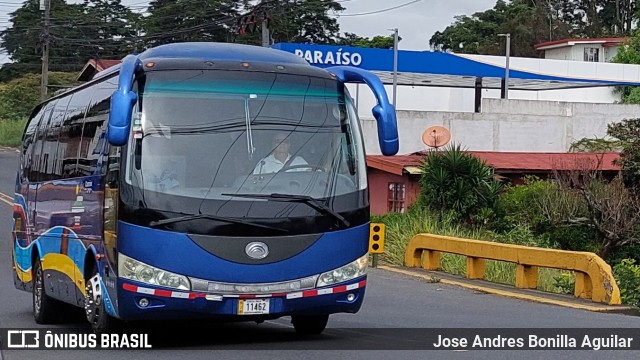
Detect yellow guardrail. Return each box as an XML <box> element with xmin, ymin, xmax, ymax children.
<box><xmin>404</xmin><ymin>233</ymin><xmax>621</xmax><ymax>305</ymax></box>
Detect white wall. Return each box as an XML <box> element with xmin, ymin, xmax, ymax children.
<box><xmin>360</xmin><ymin>98</ymin><xmax>640</xmax><ymax>155</ymax></box>
<box><xmin>540</xmin><ymin>44</ymin><xmax>618</xmax><ymax>62</ymax></box>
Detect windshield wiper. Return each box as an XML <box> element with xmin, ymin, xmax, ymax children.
<box><xmin>221</xmin><ymin>193</ymin><xmax>350</xmax><ymax>228</ymax></box>
<box><xmin>149</xmin><ymin>213</ymin><xmax>288</xmax><ymax>233</ymax></box>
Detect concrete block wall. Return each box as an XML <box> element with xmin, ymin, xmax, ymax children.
<box><xmin>361</xmin><ymin>98</ymin><xmax>640</xmax><ymax>155</ymax></box>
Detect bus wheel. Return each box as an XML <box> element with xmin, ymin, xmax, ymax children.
<box><xmin>291</xmin><ymin>314</ymin><xmax>329</xmax><ymax>335</ymax></box>
<box><xmin>85</xmin><ymin>270</ymin><xmax>114</xmax><ymax>334</ymax></box>
<box><xmin>33</xmin><ymin>258</ymin><xmax>59</xmax><ymax>324</ymax></box>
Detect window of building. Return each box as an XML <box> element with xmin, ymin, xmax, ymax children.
<box><xmin>584</xmin><ymin>47</ymin><xmax>599</xmax><ymax>62</ymax></box>
<box><xmin>388</xmin><ymin>182</ymin><xmax>406</xmax><ymax>213</ymax></box>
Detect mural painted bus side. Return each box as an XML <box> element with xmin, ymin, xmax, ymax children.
<box><xmin>13</xmin><ymin>42</ymin><xmax>398</xmax><ymax>334</ymax></box>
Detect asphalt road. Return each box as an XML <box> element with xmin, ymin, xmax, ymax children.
<box><xmin>0</xmin><ymin>148</ymin><xmax>638</xmax><ymax>360</ymax></box>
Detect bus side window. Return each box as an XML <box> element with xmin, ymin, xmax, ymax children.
<box><xmin>80</xmin><ymin>82</ymin><xmax>114</xmax><ymax>177</ymax></box>
<box><xmin>42</xmin><ymin>97</ymin><xmax>71</xmax><ymax>181</ymax></box>
<box><xmin>31</xmin><ymin>102</ymin><xmax>57</xmax><ymax>183</ymax></box>
<box><xmin>59</xmin><ymin>87</ymin><xmax>94</xmax><ymax>178</ymax></box>
<box><xmin>22</xmin><ymin>107</ymin><xmax>46</xmax><ymax>182</ymax></box>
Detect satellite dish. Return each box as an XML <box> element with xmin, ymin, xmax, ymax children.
<box><xmin>422</xmin><ymin>126</ymin><xmax>451</xmax><ymax>149</ymax></box>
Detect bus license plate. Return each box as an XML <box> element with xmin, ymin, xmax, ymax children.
<box><xmin>238</xmin><ymin>299</ymin><xmax>270</xmax><ymax>315</ymax></box>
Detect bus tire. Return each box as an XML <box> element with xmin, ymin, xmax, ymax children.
<box><xmin>33</xmin><ymin>258</ymin><xmax>60</xmax><ymax>324</ymax></box>
<box><xmin>291</xmin><ymin>314</ymin><xmax>329</xmax><ymax>335</ymax></box>
<box><xmin>85</xmin><ymin>269</ymin><xmax>114</xmax><ymax>334</ymax></box>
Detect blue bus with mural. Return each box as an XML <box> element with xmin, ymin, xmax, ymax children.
<box><xmin>12</xmin><ymin>42</ymin><xmax>398</xmax><ymax>334</ymax></box>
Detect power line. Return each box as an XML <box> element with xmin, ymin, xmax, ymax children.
<box><xmin>334</xmin><ymin>0</ymin><xmax>422</xmax><ymax>17</ymax></box>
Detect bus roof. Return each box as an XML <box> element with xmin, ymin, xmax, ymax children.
<box><xmin>33</xmin><ymin>43</ymin><xmax>320</xmax><ymax>115</ymax></box>
<box><xmin>139</xmin><ymin>42</ymin><xmax>310</xmax><ymax>65</ymax></box>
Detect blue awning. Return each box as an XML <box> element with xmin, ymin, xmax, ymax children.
<box><xmin>272</xmin><ymin>43</ymin><xmax>640</xmax><ymax>91</ymax></box>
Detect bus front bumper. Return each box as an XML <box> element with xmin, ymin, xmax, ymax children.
<box><xmin>116</xmin><ymin>276</ymin><xmax>367</xmax><ymax>321</ymax></box>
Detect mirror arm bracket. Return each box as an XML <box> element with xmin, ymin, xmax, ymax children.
<box><xmin>326</xmin><ymin>66</ymin><xmax>398</xmax><ymax>156</ymax></box>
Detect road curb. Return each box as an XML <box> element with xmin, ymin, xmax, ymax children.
<box><xmin>378</xmin><ymin>265</ymin><xmax>639</xmax><ymax>315</ymax></box>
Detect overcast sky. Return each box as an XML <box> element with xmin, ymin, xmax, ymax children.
<box><xmin>0</xmin><ymin>0</ymin><xmax>499</xmax><ymax>63</ymax></box>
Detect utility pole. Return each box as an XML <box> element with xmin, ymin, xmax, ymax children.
<box><xmin>40</xmin><ymin>0</ymin><xmax>50</xmax><ymax>102</ymax></box>
<box><xmin>261</xmin><ymin>16</ymin><xmax>269</xmax><ymax>47</ymax></box>
<box><xmin>498</xmin><ymin>33</ymin><xmax>510</xmax><ymax>99</ymax></box>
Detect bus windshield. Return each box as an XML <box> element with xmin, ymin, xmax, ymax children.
<box><xmin>125</xmin><ymin>70</ymin><xmax>367</xmax><ymax>206</ymax></box>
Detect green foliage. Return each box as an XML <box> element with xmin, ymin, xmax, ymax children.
<box><xmin>613</xmin><ymin>259</ymin><xmax>640</xmax><ymax>306</ymax></box>
<box><xmin>552</xmin><ymin>272</ymin><xmax>575</xmax><ymax>295</ymax></box>
<box><xmin>607</xmin><ymin>118</ymin><xmax>640</xmax><ymax>188</ymax></box>
<box><xmin>0</xmin><ymin>0</ymin><xmax>139</xmax><ymax>80</ymax></box>
<box><xmin>373</xmin><ymin>208</ymin><xmax>476</xmax><ymax>266</ymax></box>
<box><xmin>614</xmin><ymin>32</ymin><xmax>640</xmax><ymax>103</ymax></box>
<box><xmin>418</xmin><ymin>144</ymin><xmax>503</xmax><ymax>224</ymax></box>
<box><xmin>145</xmin><ymin>0</ymin><xmax>238</xmax><ymax>46</ymax></box>
<box><xmin>0</xmin><ymin>118</ymin><xmax>27</xmax><ymax>147</ymax></box>
<box><xmin>431</xmin><ymin>0</ymin><xmax>634</xmax><ymax>57</ymax></box>
<box><xmin>236</xmin><ymin>0</ymin><xmax>345</xmax><ymax>45</ymax></box>
<box><xmin>0</xmin><ymin>72</ymin><xmax>78</xmax><ymax>121</ymax></box>
<box><xmin>337</xmin><ymin>33</ymin><xmax>397</xmax><ymax>49</ymax></box>
<box><xmin>430</xmin><ymin>0</ymin><xmax>571</xmax><ymax>57</ymax></box>
<box><xmin>610</xmin><ymin>242</ymin><xmax>640</xmax><ymax>265</ymax></box>
<box><xmin>499</xmin><ymin>176</ymin><xmax>552</xmax><ymax>230</ymax></box>
<box><xmin>569</xmin><ymin>137</ymin><xmax>622</xmax><ymax>153</ymax></box>
<box><xmin>544</xmin><ymin>225</ymin><xmax>599</xmax><ymax>253</ymax></box>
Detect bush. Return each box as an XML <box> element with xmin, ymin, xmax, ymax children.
<box><xmin>553</xmin><ymin>272</ymin><xmax>575</xmax><ymax>295</ymax></box>
<box><xmin>613</xmin><ymin>259</ymin><xmax>640</xmax><ymax>307</ymax></box>
<box><xmin>418</xmin><ymin>144</ymin><xmax>503</xmax><ymax>224</ymax></box>
<box><xmin>542</xmin><ymin>225</ymin><xmax>599</xmax><ymax>253</ymax></box>
<box><xmin>499</xmin><ymin>176</ymin><xmax>553</xmax><ymax>231</ymax></box>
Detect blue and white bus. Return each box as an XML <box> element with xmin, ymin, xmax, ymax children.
<box><xmin>12</xmin><ymin>42</ymin><xmax>398</xmax><ymax>334</ymax></box>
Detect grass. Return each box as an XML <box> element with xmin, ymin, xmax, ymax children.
<box><xmin>0</xmin><ymin>118</ymin><xmax>25</xmax><ymax>147</ymax></box>
<box><xmin>375</xmin><ymin>209</ymin><xmax>576</xmax><ymax>295</ymax></box>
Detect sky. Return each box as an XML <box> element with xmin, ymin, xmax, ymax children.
<box><xmin>0</xmin><ymin>0</ymin><xmax>499</xmax><ymax>63</ymax></box>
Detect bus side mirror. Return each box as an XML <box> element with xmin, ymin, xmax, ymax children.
<box><xmin>326</xmin><ymin>66</ymin><xmax>399</xmax><ymax>156</ymax></box>
<box><xmin>108</xmin><ymin>55</ymin><xmax>142</xmax><ymax>146</ymax></box>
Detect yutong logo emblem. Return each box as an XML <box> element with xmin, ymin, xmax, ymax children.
<box><xmin>245</xmin><ymin>242</ymin><xmax>269</xmax><ymax>259</ymax></box>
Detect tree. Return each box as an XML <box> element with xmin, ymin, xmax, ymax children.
<box><xmin>549</xmin><ymin>157</ymin><xmax>640</xmax><ymax>259</ymax></box>
<box><xmin>429</xmin><ymin>0</ymin><xmax>571</xmax><ymax>57</ymax></box>
<box><xmin>429</xmin><ymin>0</ymin><xmax>631</xmax><ymax>57</ymax></box>
<box><xmin>337</xmin><ymin>33</ymin><xmax>398</xmax><ymax>49</ymax></box>
<box><xmin>613</xmin><ymin>31</ymin><xmax>640</xmax><ymax>103</ymax></box>
<box><xmin>0</xmin><ymin>0</ymin><xmax>140</xmax><ymax>81</ymax></box>
<box><xmin>236</xmin><ymin>0</ymin><xmax>344</xmax><ymax>45</ymax></box>
<box><xmin>77</xmin><ymin>0</ymin><xmax>142</xmax><ymax>55</ymax></box>
<box><xmin>143</xmin><ymin>0</ymin><xmax>239</xmax><ymax>47</ymax></box>
<box><xmin>599</xmin><ymin>0</ymin><xmax>636</xmax><ymax>36</ymax></box>
<box><xmin>607</xmin><ymin>118</ymin><xmax>640</xmax><ymax>188</ymax></box>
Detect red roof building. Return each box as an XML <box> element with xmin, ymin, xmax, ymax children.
<box><xmin>77</xmin><ymin>58</ymin><xmax>122</xmax><ymax>81</ymax></box>
<box><xmin>534</xmin><ymin>37</ymin><xmax>627</xmax><ymax>62</ymax></box>
<box><xmin>366</xmin><ymin>152</ymin><xmax>620</xmax><ymax>215</ymax></box>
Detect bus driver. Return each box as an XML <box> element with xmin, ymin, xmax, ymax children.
<box><xmin>253</xmin><ymin>132</ymin><xmax>308</xmax><ymax>174</ymax></box>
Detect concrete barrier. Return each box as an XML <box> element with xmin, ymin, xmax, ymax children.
<box><xmin>405</xmin><ymin>233</ymin><xmax>621</xmax><ymax>305</ymax></box>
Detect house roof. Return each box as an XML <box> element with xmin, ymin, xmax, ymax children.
<box><xmin>76</xmin><ymin>58</ymin><xmax>122</xmax><ymax>81</ymax></box>
<box><xmin>534</xmin><ymin>37</ymin><xmax>627</xmax><ymax>50</ymax></box>
<box><xmin>367</xmin><ymin>152</ymin><xmax>620</xmax><ymax>176</ymax></box>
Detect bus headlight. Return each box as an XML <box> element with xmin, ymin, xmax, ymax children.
<box><xmin>118</xmin><ymin>253</ymin><xmax>190</xmax><ymax>290</ymax></box>
<box><xmin>316</xmin><ymin>254</ymin><xmax>368</xmax><ymax>287</ymax></box>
